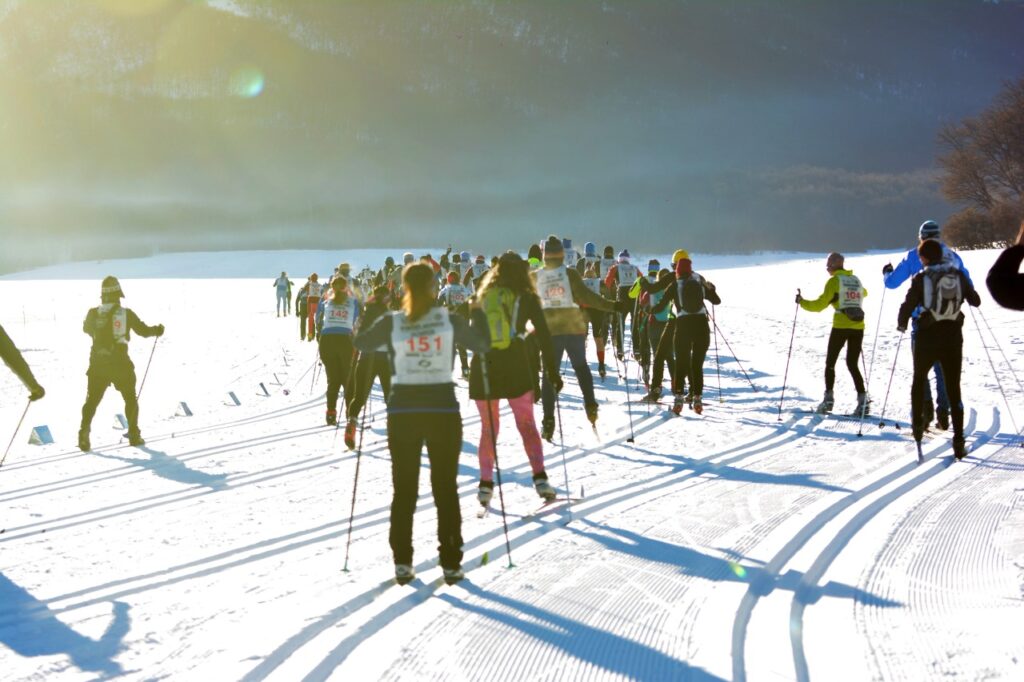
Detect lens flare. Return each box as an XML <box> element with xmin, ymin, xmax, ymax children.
<box><xmin>229</xmin><ymin>67</ymin><xmax>264</xmax><ymax>98</ymax></box>
<box><xmin>729</xmin><ymin>561</ymin><xmax>747</xmax><ymax>579</ymax></box>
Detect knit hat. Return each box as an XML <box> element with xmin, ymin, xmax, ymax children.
<box><xmin>101</xmin><ymin>276</ymin><xmax>123</xmax><ymax>299</ymax></box>
<box><xmin>475</xmin><ymin>254</ymin><xmax>485</xmax><ymax>263</ymax></box>
<box><xmin>919</xmin><ymin>220</ymin><xmax>940</xmax><ymax>240</ymax></box>
<box><xmin>672</xmin><ymin>249</ymin><xmax>689</xmax><ymax>264</ymax></box>
<box><xmin>527</xmin><ymin>243</ymin><xmax>542</xmax><ymax>261</ymax></box>
<box><xmin>603</xmin><ymin>245</ymin><xmax>614</xmax><ymax>258</ymax></box>
<box><xmin>460</xmin><ymin>250</ymin><xmax>471</xmax><ymax>262</ymax></box>
<box><xmin>544</xmin><ymin>235</ymin><xmax>564</xmax><ymax>259</ymax></box>
<box><xmin>618</xmin><ymin>249</ymin><xmax>630</xmax><ymax>262</ymax></box>
<box><xmin>647</xmin><ymin>258</ymin><xmax>660</xmax><ymax>273</ymax></box>
<box><xmin>584</xmin><ymin>242</ymin><xmax>597</xmax><ymax>258</ymax></box>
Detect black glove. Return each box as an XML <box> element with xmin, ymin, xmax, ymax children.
<box><xmin>29</xmin><ymin>385</ymin><xmax>45</xmax><ymax>401</ymax></box>
<box><xmin>552</xmin><ymin>374</ymin><xmax>564</xmax><ymax>393</ymax></box>
<box><xmin>795</xmin><ymin>292</ymin><xmax>802</xmax><ymax>304</ymax></box>
<box><xmin>897</xmin><ymin>325</ymin><xmax>906</xmax><ymax>334</ymax></box>
<box><xmin>155</xmin><ymin>324</ymin><xmax>165</xmax><ymax>337</ymax></box>
<box><xmin>882</xmin><ymin>263</ymin><xmax>894</xmax><ymax>276</ymax></box>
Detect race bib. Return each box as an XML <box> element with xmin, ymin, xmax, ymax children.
<box><xmin>617</xmin><ymin>264</ymin><xmax>639</xmax><ymax>286</ymax></box>
<box><xmin>446</xmin><ymin>286</ymin><xmax>468</xmax><ymax>306</ymax></box>
<box><xmin>599</xmin><ymin>257</ymin><xmax>615</xmax><ymax>279</ymax></box>
<box><xmin>308</xmin><ymin>282</ymin><xmax>323</xmax><ymax>298</ymax></box>
<box><xmin>837</xmin><ymin>275</ymin><xmax>863</xmax><ymax>308</ymax></box>
<box><xmin>112</xmin><ymin>309</ymin><xmax>128</xmax><ymax>344</ymax></box>
<box><xmin>322</xmin><ymin>299</ymin><xmax>357</xmax><ymax>332</ymax></box>
<box><xmin>535</xmin><ymin>266</ymin><xmax>575</xmax><ymax>309</ymax></box>
<box><xmin>391</xmin><ymin>309</ymin><xmax>454</xmax><ymax>385</ymax></box>
<box><xmin>582</xmin><ymin>277</ymin><xmax>601</xmax><ymax>295</ymax></box>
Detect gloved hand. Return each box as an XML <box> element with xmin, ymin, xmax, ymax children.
<box><xmin>795</xmin><ymin>292</ymin><xmax>803</xmax><ymax>304</ymax></box>
<box><xmin>155</xmin><ymin>324</ymin><xmax>165</xmax><ymax>337</ymax></box>
<box><xmin>897</xmin><ymin>325</ymin><xmax>907</xmax><ymax>334</ymax></box>
<box><xmin>29</xmin><ymin>385</ymin><xmax>45</xmax><ymax>401</ymax></box>
<box><xmin>882</xmin><ymin>263</ymin><xmax>894</xmax><ymax>276</ymax></box>
<box><xmin>551</xmin><ymin>374</ymin><xmax>564</xmax><ymax>393</ymax></box>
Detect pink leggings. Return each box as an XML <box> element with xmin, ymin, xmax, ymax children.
<box><xmin>475</xmin><ymin>392</ymin><xmax>545</xmax><ymax>482</ymax></box>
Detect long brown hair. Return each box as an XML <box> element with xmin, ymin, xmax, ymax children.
<box><xmin>476</xmin><ymin>251</ymin><xmax>536</xmax><ymax>299</ymax></box>
<box><xmin>401</xmin><ymin>262</ymin><xmax>437</xmax><ymax>322</ymax></box>
<box><xmin>331</xmin><ymin>277</ymin><xmax>348</xmax><ymax>304</ymax></box>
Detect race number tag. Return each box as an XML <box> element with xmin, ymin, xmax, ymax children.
<box><xmin>583</xmin><ymin>278</ymin><xmax>601</xmax><ymax>294</ymax></box>
<box><xmin>838</xmin><ymin>276</ymin><xmax>863</xmax><ymax>308</ymax></box>
<box><xmin>600</xmin><ymin>257</ymin><xmax>615</xmax><ymax>279</ymax></box>
<box><xmin>323</xmin><ymin>299</ymin><xmax>356</xmax><ymax>332</ymax></box>
<box><xmin>391</xmin><ymin>309</ymin><xmax>454</xmax><ymax>385</ymax></box>
<box><xmin>535</xmin><ymin>266</ymin><xmax>575</xmax><ymax>309</ymax></box>
<box><xmin>112</xmin><ymin>309</ymin><xmax>128</xmax><ymax>344</ymax></box>
<box><xmin>448</xmin><ymin>286</ymin><xmax>467</xmax><ymax>306</ymax></box>
<box><xmin>617</xmin><ymin>264</ymin><xmax>639</xmax><ymax>286</ymax></box>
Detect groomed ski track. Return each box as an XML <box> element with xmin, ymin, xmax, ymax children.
<box><xmin>0</xmin><ymin>250</ymin><xmax>1022</xmax><ymax>681</ymax></box>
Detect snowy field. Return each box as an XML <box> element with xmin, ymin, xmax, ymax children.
<box><xmin>0</xmin><ymin>248</ymin><xmax>1022</xmax><ymax>681</ymax></box>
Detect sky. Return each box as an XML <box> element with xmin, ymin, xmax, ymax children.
<box><xmin>1</xmin><ymin>0</ymin><xmax>1022</xmax><ymax>273</ymax></box>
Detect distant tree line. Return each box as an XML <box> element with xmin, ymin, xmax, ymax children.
<box><xmin>938</xmin><ymin>76</ymin><xmax>1024</xmax><ymax>249</ymax></box>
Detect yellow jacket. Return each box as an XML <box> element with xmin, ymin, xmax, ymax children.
<box><xmin>799</xmin><ymin>269</ymin><xmax>867</xmax><ymax>330</ymax></box>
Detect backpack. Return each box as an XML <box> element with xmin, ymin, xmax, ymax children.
<box><xmin>678</xmin><ymin>274</ymin><xmax>706</xmax><ymax>315</ymax></box>
<box><xmin>481</xmin><ymin>287</ymin><xmax>520</xmax><ymax>350</ymax></box>
<box><xmin>922</xmin><ymin>266</ymin><xmax>963</xmax><ymax>322</ymax></box>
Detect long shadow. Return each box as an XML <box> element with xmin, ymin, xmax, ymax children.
<box><xmin>613</xmin><ymin>446</ymin><xmax>851</xmax><ymax>494</ymax></box>
<box><xmin>566</xmin><ymin>521</ymin><xmax>897</xmax><ymax>608</ymax></box>
<box><xmin>95</xmin><ymin>447</ymin><xmax>229</xmax><ymax>491</ymax></box>
<box><xmin>434</xmin><ymin>582</ymin><xmax>729</xmax><ymax>681</ymax></box>
<box><xmin>0</xmin><ymin>572</ymin><xmax>130</xmax><ymax>678</ymax></box>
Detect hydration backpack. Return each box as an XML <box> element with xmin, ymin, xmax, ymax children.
<box><xmin>481</xmin><ymin>287</ymin><xmax>520</xmax><ymax>350</ymax></box>
<box><xmin>678</xmin><ymin>274</ymin><xmax>706</xmax><ymax>315</ymax></box>
<box><xmin>922</xmin><ymin>266</ymin><xmax>963</xmax><ymax>322</ymax></box>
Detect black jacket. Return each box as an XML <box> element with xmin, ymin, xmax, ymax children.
<box><xmin>83</xmin><ymin>304</ymin><xmax>161</xmax><ymax>368</ymax></box>
<box><xmin>897</xmin><ymin>268</ymin><xmax>981</xmax><ymax>332</ymax></box>
<box><xmin>986</xmin><ymin>244</ymin><xmax>1024</xmax><ymax>311</ymax></box>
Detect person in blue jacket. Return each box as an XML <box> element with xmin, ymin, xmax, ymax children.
<box><xmin>315</xmin><ymin>277</ymin><xmax>361</xmax><ymax>426</ymax></box>
<box><xmin>882</xmin><ymin>220</ymin><xmax>973</xmax><ymax>431</ymax></box>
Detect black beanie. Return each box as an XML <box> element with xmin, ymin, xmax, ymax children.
<box><xmin>544</xmin><ymin>235</ymin><xmax>564</xmax><ymax>258</ymax></box>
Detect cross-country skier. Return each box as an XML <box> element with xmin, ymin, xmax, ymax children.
<box><xmin>344</xmin><ymin>286</ymin><xmax>393</xmax><ymax>448</ymax></box>
<box><xmin>796</xmin><ymin>252</ymin><xmax>869</xmax><ymax>416</ymax></box>
<box><xmin>638</xmin><ymin>249</ymin><xmax>691</xmax><ymax>402</ymax></box>
<box><xmin>296</xmin><ymin>279</ymin><xmax>309</xmax><ymax>341</ymax></box>
<box><xmin>987</xmin><ymin>221</ymin><xmax>1024</xmax><ymax>311</ymax></box>
<box><xmin>315</xmin><ymin>277</ymin><xmax>361</xmax><ymax>426</ymax></box>
<box><xmin>273</xmin><ymin>272</ymin><xmax>293</xmax><ymax>317</ymax></box>
<box><xmin>301</xmin><ymin>274</ymin><xmax>323</xmax><ymax>342</ymax></box>
<box><xmin>883</xmin><ymin>220</ymin><xmax>973</xmax><ymax>430</ymax></box>
<box><xmin>633</xmin><ymin>265</ymin><xmax>676</xmax><ymax>396</ymax></box>
<box><xmin>581</xmin><ymin>260</ymin><xmax>610</xmax><ymax>379</ymax></box>
<box><xmin>604</xmin><ymin>250</ymin><xmax>640</xmax><ymax>361</ymax></box>
<box><xmin>897</xmin><ymin>239</ymin><xmax>981</xmax><ymax>460</ymax></box>
<box><xmin>470</xmin><ymin>252</ymin><xmax>562</xmax><ymax>507</ymax></box>
<box><xmin>534</xmin><ymin>235</ymin><xmax>616</xmax><ymax>438</ymax></box>
<box><xmin>0</xmin><ymin>324</ymin><xmax>45</xmax><ymax>401</ymax></box>
<box><xmin>438</xmin><ymin>271</ymin><xmax>472</xmax><ymax>378</ymax></box>
<box><xmin>78</xmin><ymin>276</ymin><xmax>164</xmax><ymax>451</ymax></box>
<box><xmin>354</xmin><ymin>262</ymin><xmax>489</xmax><ymax>586</ymax></box>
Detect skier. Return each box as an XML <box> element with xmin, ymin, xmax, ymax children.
<box><xmin>534</xmin><ymin>235</ymin><xmax>616</xmax><ymax>438</ymax></box>
<box><xmin>354</xmin><ymin>262</ymin><xmax>489</xmax><ymax>586</ymax></box>
<box><xmin>633</xmin><ymin>266</ymin><xmax>676</xmax><ymax>396</ymax></box>
<box><xmin>628</xmin><ymin>259</ymin><xmax>661</xmax><ymax>385</ymax></box>
<box><xmin>78</xmin><ymin>276</ymin><xmax>164</xmax><ymax>450</ymax></box>
<box><xmin>638</xmin><ymin>249</ymin><xmax>691</xmax><ymax>402</ymax></box>
<box><xmin>580</xmin><ymin>241</ymin><xmax>598</xmax><ymax>275</ymax></box>
<box><xmin>581</xmin><ymin>260</ymin><xmax>610</xmax><ymax>379</ymax></box>
<box><xmin>0</xmin><ymin>324</ymin><xmax>45</xmax><ymax>401</ymax></box>
<box><xmin>561</xmin><ymin>238</ymin><xmax>580</xmax><ymax>270</ymax></box>
<box><xmin>344</xmin><ymin>286</ymin><xmax>393</xmax><ymax>448</ymax></box>
<box><xmin>315</xmin><ymin>277</ymin><xmax>361</xmax><ymax>426</ymax></box>
<box><xmin>986</xmin><ymin>221</ymin><xmax>1024</xmax><ymax>311</ymax></box>
<box><xmin>652</xmin><ymin>254</ymin><xmax>721</xmax><ymax>415</ymax></box>
<box><xmin>526</xmin><ymin>243</ymin><xmax>543</xmax><ymax>270</ymax></box>
<box><xmin>599</xmin><ymin>245</ymin><xmax>616</xmax><ymax>279</ymax></box>
<box><xmin>438</xmin><ymin>271</ymin><xmax>472</xmax><ymax>378</ymax></box>
<box><xmin>795</xmin><ymin>252</ymin><xmax>869</xmax><ymax>415</ymax></box>
<box><xmin>603</xmin><ymin>250</ymin><xmax>640</xmax><ymax>361</ymax></box>
<box><xmin>296</xmin><ymin>280</ymin><xmax>309</xmax><ymax>341</ymax></box>
<box><xmin>273</xmin><ymin>272</ymin><xmax>293</xmax><ymax>317</ymax></box>
<box><xmin>470</xmin><ymin>252</ymin><xmax>562</xmax><ymax>507</ymax></box>
<box><xmin>301</xmin><ymin>274</ymin><xmax>324</xmax><ymax>342</ymax></box>
<box><xmin>897</xmin><ymin>239</ymin><xmax>981</xmax><ymax>459</ymax></box>
<box><xmin>883</xmin><ymin>220</ymin><xmax>973</xmax><ymax>430</ymax></box>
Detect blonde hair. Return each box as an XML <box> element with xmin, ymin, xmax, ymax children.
<box><xmin>401</xmin><ymin>262</ymin><xmax>437</xmax><ymax>322</ymax></box>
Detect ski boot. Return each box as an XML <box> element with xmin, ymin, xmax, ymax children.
<box><xmin>541</xmin><ymin>416</ymin><xmax>555</xmax><ymax>442</ymax></box>
<box><xmin>477</xmin><ymin>480</ymin><xmax>494</xmax><ymax>507</ymax></box>
<box><xmin>461</xmin><ymin>367</ymin><xmax>471</xmax><ymax>381</ymax></box>
<box><xmin>78</xmin><ymin>429</ymin><xmax>91</xmax><ymax>452</ymax></box>
<box><xmin>815</xmin><ymin>390</ymin><xmax>835</xmax><ymax>415</ymax></box>
<box><xmin>672</xmin><ymin>393</ymin><xmax>685</xmax><ymax>415</ymax></box>
<box><xmin>692</xmin><ymin>394</ymin><xmax>703</xmax><ymax>415</ymax></box>
<box><xmin>344</xmin><ymin>417</ymin><xmax>358</xmax><ymax>450</ymax></box>
<box><xmin>326</xmin><ymin>409</ymin><xmax>338</xmax><ymax>427</ymax></box>
<box><xmin>584</xmin><ymin>402</ymin><xmax>599</xmax><ymax>427</ymax></box>
<box><xmin>533</xmin><ymin>473</ymin><xmax>556</xmax><ymax>502</ymax></box>
<box><xmin>640</xmin><ymin>386</ymin><xmax>662</xmax><ymax>403</ymax></box>
<box><xmin>953</xmin><ymin>436</ymin><xmax>968</xmax><ymax>461</ymax></box>
<box><xmin>127</xmin><ymin>429</ymin><xmax>145</xmax><ymax>447</ymax></box>
<box><xmin>936</xmin><ymin>409</ymin><xmax>950</xmax><ymax>431</ymax></box>
<box><xmin>855</xmin><ymin>392</ymin><xmax>871</xmax><ymax>417</ymax></box>
<box><xmin>598</xmin><ymin>362</ymin><xmax>606</xmax><ymax>381</ymax></box>
<box><xmin>443</xmin><ymin>567</ymin><xmax>465</xmax><ymax>586</ymax></box>
<box><xmin>395</xmin><ymin>564</ymin><xmax>415</xmax><ymax>586</ymax></box>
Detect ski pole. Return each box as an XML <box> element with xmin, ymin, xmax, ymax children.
<box><xmin>310</xmin><ymin>360</ymin><xmax>322</xmax><ymax>396</ymax></box>
<box><xmin>621</xmin><ymin>356</ymin><xmax>636</xmax><ymax>443</ymax></box>
<box><xmin>877</xmin><ymin>331</ymin><xmax>905</xmax><ymax>430</ymax></box>
<box><xmin>0</xmin><ymin>399</ymin><xmax>31</xmax><ymax>470</ymax></box>
<box><xmin>711</xmin><ymin>306</ymin><xmax>723</xmax><ymax>403</ymax></box>
<box><xmin>969</xmin><ymin>307</ymin><xmax>1022</xmax><ymax>446</ymax></box>
<box><xmin>864</xmin><ymin>287</ymin><xmax>887</xmax><ymax>389</ymax></box>
<box><xmin>554</xmin><ymin>389</ymin><xmax>573</xmax><ymax>516</ymax></box>
<box><xmin>288</xmin><ymin>356</ymin><xmax>318</xmax><ymax>395</ymax></box>
<box><xmin>777</xmin><ymin>294</ymin><xmax>800</xmax><ymax>421</ymax></box>
<box><xmin>342</xmin><ymin>398</ymin><xmax>369</xmax><ymax>572</ymax></box>
<box><xmin>482</xmin><ymin>360</ymin><xmax>515</xmax><ymax>568</ymax></box>
<box><xmin>711</xmin><ymin>316</ymin><xmax>758</xmax><ymax>392</ymax></box>
<box><xmin>637</xmin><ymin>363</ymin><xmax>650</xmax><ymax>417</ymax></box>
<box><xmin>977</xmin><ymin>308</ymin><xmax>1024</xmax><ymax>397</ymax></box>
<box><xmin>136</xmin><ymin>336</ymin><xmax>160</xmax><ymax>401</ymax></box>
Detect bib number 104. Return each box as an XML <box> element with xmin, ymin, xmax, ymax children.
<box><xmin>406</xmin><ymin>335</ymin><xmax>443</xmax><ymax>353</ymax></box>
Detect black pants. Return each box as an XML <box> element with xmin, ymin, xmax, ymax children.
<box><xmin>673</xmin><ymin>316</ymin><xmax>710</xmax><ymax>397</ymax></box>
<box><xmin>911</xmin><ymin>327</ymin><xmax>964</xmax><ymax>439</ymax></box>
<box><xmin>652</xmin><ymin>320</ymin><xmax>679</xmax><ymax>392</ymax></box>
<box><xmin>386</xmin><ymin>412</ymin><xmax>464</xmax><ymax>570</ymax></box>
<box><xmin>824</xmin><ymin>328</ymin><xmax>865</xmax><ymax>394</ymax></box>
<box><xmin>456</xmin><ymin>345</ymin><xmax>469</xmax><ymax>373</ymax></box>
<box><xmin>319</xmin><ymin>335</ymin><xmax>355</xmax><ymax>413</ymax></box>
<box><xmin>347</xmin><ymin>351</ymin><xmax>392</xmax><ymax>420</ymax></box>
<box><xmin>81</xmin><ymin>362</ymin><xmax>139</xmax><ymax>435</ymax></box>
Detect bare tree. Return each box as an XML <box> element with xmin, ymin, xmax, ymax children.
<box><xmin>938</xmin><ymin>77</ymin><xmax>1024</xmax><ymax>249</ymax></box>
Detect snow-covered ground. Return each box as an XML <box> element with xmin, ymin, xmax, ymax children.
<box><xmin>1</xmin><ymin>248</ymin><xmax>1021</xmax><ymax>681</ymax></box>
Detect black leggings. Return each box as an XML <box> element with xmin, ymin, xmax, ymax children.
<box><xmin>824</xmin><ymin>328</ymin><xmax>865</xmax><ymax>394</ymax></box>
<box><xmin>386</xmin><ymin>412</ymin><xmax>463</xmax><ymax>570</ymax></box>
<box><xmin>912</xmin><ymin>328</ymin><xmax>964</xmax><ymax>439</ymax></box>
<box><xmin>673</xmin><ymin>316</ymin><xmax>710</xmax><ymax>397</ymax></box>
<box><xmin>347</xmin><ymin>351</ymin><xmax>392</xmax><ymax>420</ymax></box>
<box><xmin>652</xmin><ymin>320</ymin><xmax>679</xmax><ymax>392</ymax></box>
<box><xmin>81</xmin><ymin>363</ymin><xmax>138</xmax><ymax>434</ymax></box>
<box><xmin>319</xmin><ymin>335</ymin><xmax>355</xmax><ymax>413</ymax></box>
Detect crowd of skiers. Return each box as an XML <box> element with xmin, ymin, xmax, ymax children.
<box><xmin>1</xmin><ymin>221</ymin><xmax>1020</xmax><ymax>586</ymax></box>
